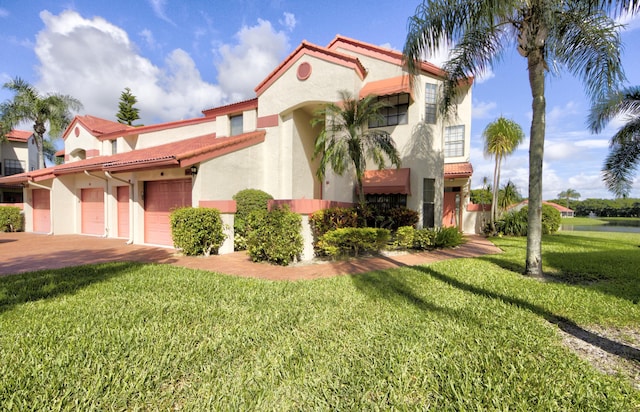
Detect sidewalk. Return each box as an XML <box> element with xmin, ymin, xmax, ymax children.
<box><xmin>0</xmin><ymin>233</ymin><xmax>501</xmax><ymax>280</ymax></box>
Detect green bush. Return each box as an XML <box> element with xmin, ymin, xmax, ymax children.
<box><xmin>318</xmin><ymin>228</ymin><xmax>390</xmax><ymax>258</ymax></box>
<box><xmin>247</xmin><ymin>206</ymin><xmax>303</xmax><ymax>266</ymax></box>
<box><xmin>232</xmin><ymin>189</ymin><xmax>273</xmax><ymax>250</ymax></box>
<box><xmin>170</xmin><ymin>207</ymin><xmax>226</xmax><ymax>256</ymax></box>
<box><xmin>392</xmin><ymin>226</ymin><xmax>415</xmax><ymax>250</ymax></box>
<box><xmin>496</xmin><ymin>204</ymin><xmax>561</xmax><ymax>236</ymax></box>
<box><xmin>309</xmin><ymin>207</ymin><xmax>359</xmax><ymax>239</ymax></box>
<box><xmin>433</xmin><ymin>227</ymin><xmax>465</xmax><ymax>248</ymax></box>
<box><xmin>412</xmin><ymin>228</ymin><xmax>436</xmax><ymax>250</ymax></box>
<box><xmin>360</xmin><ymin>205</ymin><xmax>419</xmax><ymax>230</ymax></box>
<box><xmin>0</xmin><ymin>206</ymin><xmax>23</xmax><ymax>232</ymax></box>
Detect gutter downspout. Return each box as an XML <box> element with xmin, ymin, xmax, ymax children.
<box><xmin>27</xmin><ymin>181</ymin><xmax>53</xmax><ymax>235</ymax></box>
<box><xmin>84</xmin><ymin>171</ymin><xmax>109</xmax><ymax>237</ymax></box>
<box><xmin>105</xmin><ymin>171</ymin><xmax>134</xmax><ymax>245</ymax></box>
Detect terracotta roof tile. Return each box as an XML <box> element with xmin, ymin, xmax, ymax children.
<box><xmin>5</xmin><ymin>129</ymin><xmax>32</xmax><ymax>142</ymax></box>
<box><xmin>444</xmin><ymin>162</ymin><xmax>473</xmax><ymax>178</ymax></box>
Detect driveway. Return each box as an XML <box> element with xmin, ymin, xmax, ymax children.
<box><xmin>0</xmin><ymin>232</ymin><xmax>502</xmax><ymax>280</ymax></box>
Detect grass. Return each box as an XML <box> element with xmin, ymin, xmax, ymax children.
<box><xmin>0</xmin><ymin>232</ymin><xmax>639</xmax><ymax>410</ymax></box>
<box><xmin>561</xmin><ymin>216</ymin><xmax>607</xmax><ymax>226</ymax></box>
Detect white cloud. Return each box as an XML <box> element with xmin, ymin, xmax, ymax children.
<box><xmin>280</xmin><ymin>12</ymin><xmax>296</xmax><ymax>31</ymax></box>
<box><xmin>471</xmin><ymin>100</ymin><xmax>497</xmax><ymax>119</ymax></box>
<box><xmin>216</xmin><ymin>19</ymin><xmax>289</xmax><ymax>101</ymax></box>
<box><xmin>34</xmin><ymin>10</ymin><xmax>223</xmax><ymax>124</ymax></box>
<box><xmin>147</xmin><ymin>0</ymin><xmax>174</xmax><ymax>25</ymax></box>
<box><xmin>473</xmin><ymin>66</ymin><xmax>495</xmax><ymax>84</ymax></box>
<box><xmin>0</xmin><ymin>8</ymin><xmax>9</xmax><ymax>18</ymax></box>
<box><xmin>139</xmin><ymin>29</ymin><xmax>158</xmax><ymax>50</ymax></box>
<box><xmin>574</xmin><ymin>139</ymin><xmax>610</xmax><ymax>149</ymax></box>
<box><xmin>617</xmin><ymin>10</ymin><xmax>640</xmax><ymax>32</ymax></box>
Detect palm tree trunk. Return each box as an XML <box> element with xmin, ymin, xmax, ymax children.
<box><xmin>34</xmin><ymin>122</ymin><xmax>46</xmax><ymax>169</ymax></box>
<box><xmin>491</xmin><ymin>155</ymin><xmax>500</xmax><ymax>232</ymax></box>
<box><xmin>525</xmin><ymin>51</ymin><xmax>545</xmax><ymax>277</ymax></box>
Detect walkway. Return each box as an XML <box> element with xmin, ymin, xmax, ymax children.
<box><xmin>0</xmin><ymin>233</ymin><xmax>501</xmax><ymax>280</ymax></box>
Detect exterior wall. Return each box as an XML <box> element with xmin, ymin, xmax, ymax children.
<box><xmin>65</xmin><ymin>124</ymin><xmax>101</xmax><ymax>160</ymax></box>
<box><xmin>134</xmin><ymin>120</ymin><xmax>216</xmax><ymax>149</ymax></box>
<box><xmin>1</xmin><ymin>140</ymin><xmax>28</xmax><ymax>174</ymax></box>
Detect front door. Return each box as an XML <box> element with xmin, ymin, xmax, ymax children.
<box><xmin>442</xmin><ymin>187</ymin><xmax>461</xmax><ymax>228</ymax></box>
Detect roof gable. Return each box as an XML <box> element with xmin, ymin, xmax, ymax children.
<box><xmin>63</xmin><ymin>115</ymin><xmax>133</xmax><ymax>140</ymax></box>
<box><xmin>255</xmin><ymin>40</ymin><xmax>367</xmax><ymax>96</ymax></box>
<box><xmin>5</xmin><ymin>129</ymin><xmax>32</xmax><ymax>142</ymax></box>
<box><xmin>327</xmin><ymin>35</ymin><xmax>447</xmax><ymax>79</ymax></box>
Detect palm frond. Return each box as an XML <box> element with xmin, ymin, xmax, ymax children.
<box><xmin>589</xmin><ymin>86</ymin><xmax>640</xmax><ymax>133</ymax></box>
<box><xmin>602</xmin><ymin>136</ymin><xmax>640</xmax><ymax>197</ymax></box>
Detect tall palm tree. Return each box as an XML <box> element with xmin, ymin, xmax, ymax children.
<box><xmin>403</xmin><ymin>1</ymin><xmax>636</xmax><ymax>277</ymax></box>
<box><xmin>557</xmin><ymin>188</ymin><xmax>581</xmax><ymax>208</ymax></box>
<box><xmin>589</xmin><ymin>85</ymin><xmax>640</xmax><ymax>197</ymax></box>
<box><xmin>312</xmin><ymin>90</ymin><xmax>401</xmax><ymax>204</ymax></box>
<box><xmin>499</xmin><ymin>180</ymin><xmax>522</xmax><ymax>211</ymax></box>
<box><xmin>483</xmin><ymin>117</ymin><xmax>524</xmax><ymax>232</ymax></box>
<box><xmin>0</xmin><ymin>77</ymin><xmax>82</xmax><ymax>169</ymax></box>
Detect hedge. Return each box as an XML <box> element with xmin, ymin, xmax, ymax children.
<box><xmin>247</xmin><ymin>206</ymin><xmax>303</xmax><ymax>266</ymax></box>
<box><xmin>318</xmin><ymin>227</ymin><xmax>390</xmax><ymax>258</ymax></box>
<box><xmin>232</xmin><ymin>189</ymin><xmax>273</xmax><ymax>250</ymax></box>
<box><xmin>0</xmin><ymin>206</ymin><xmax>23</xmax><ymax>232</ymax></box>
<box><xmin>170</xmin><ymin>207</ymin><xmax>226</xmax><ymax>256</ymax></box>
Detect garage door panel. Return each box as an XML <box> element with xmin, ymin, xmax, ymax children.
<box><xmin>81</xmin><ymin>188</ymin><xmax>104</xmax><ymax>235</ymax></box>
<box><xmin>144</xmin><ymin>179</ymin><xmax>191</xmax><ymax>246</ymax></box>
<box><xmin>32</xmin><ymin>189</ymin><xmax>50</xmax><ymax>233</ymax></box>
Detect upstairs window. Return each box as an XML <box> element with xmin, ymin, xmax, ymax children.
<box><xmin>4</xmin><ymin>159</ymin><xmax>25</xmax><ymax>176</ymax></box>
<box><xmin>230</xmin><ymin>114</ymin><xmax>243</xmax><ymax>136</ymax></box>
<box><xmin>368</xmin><ymin>93</ymin><xmax>409</xmax><ymax>128</ymax></box>
<box><xmin>111</xmin><ymin>140</ymin><xmax>117</xmax><ymax>154</ymax></box>
<box><xmin>425</xmin><ymin>83</ymin><xmax>437</xmax><ymax>124</ymax></box>
<box><xmin>445</xmin><ymin>125</ymin><xmax>465</xmax><ymax>157</ymax></box>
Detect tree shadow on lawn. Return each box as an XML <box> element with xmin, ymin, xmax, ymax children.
<box><xmin>0</xmin><ymin>262</ymin><xmax>144</xmax><ymax>314</ymax></box>
<box><xmin>409</xmin><ymin>264</ymin><xmax>640</xmax><ymax>363</ymax></box>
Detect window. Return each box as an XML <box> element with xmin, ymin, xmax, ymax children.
<box><xmin>4</xmin><ymin>159</ymin><xmax>25</xmax><ymax>176</ymax></box>
<box><xmin>230</xmin><ymin>114</ymin><xmax>243</xmax><ymax>136</ymax></box>
<box><xmin>422</xmin><ymin>178</ymin><xmax>435</xmax><ymax>228</ymax></box>
<box><xmin>425</xmin><ymin>83</ymin><xmax>437</xmax><ymax>124</ymax></box>
<box><xmin>111</xmin><ymin>140</ymin><xmax>117</xmax><ymax>154</ymax></box>
<box><xmin>365</xmin><ymin>194</ymin><xmax>407</xmax><ymax>211</ymax></box>
<box><xmin>444</xmin><ymin>125</ymin><xmax>465</xmax><ymax>157</ymax></box>
<box><xmin>369</xmin><ymin>93</ymin><xmax>409</xmax><ymax>128</ymax></box>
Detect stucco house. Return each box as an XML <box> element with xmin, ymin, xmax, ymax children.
<box><xmin>508</xmin><ymin>200</ymin><xmax>575</xmax><ymax>218</ymax></box>
<box><xmin>0</xmin><ymin>35</ymin><xmax>476</xmax><ymax>258</ymax></box>
<box><xmin>0</xmin><ymin>129</ymin><xmax>37</xmax><ymax>203</ymax></box>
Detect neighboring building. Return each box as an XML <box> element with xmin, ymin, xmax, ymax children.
<box><xmin>508</xmin><ymin>200</ymin><xmax>575</xmax><ymax>218</ymax></box>
<box><xmin>0</xmin><ymin>129</ymin><xmax>37</xmax><ymax>203</ymax></box>
<box><xmin>0</xmin><ymin>35</ymin><xmax>475</xmax><ymax>257</ymax></box>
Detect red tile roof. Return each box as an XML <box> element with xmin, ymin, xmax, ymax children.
<box><xmin>507</xmin><ymin>200</ymin><xmax>574</xmax><ymax>213</ymax></box>
<box><xmin>5</xmin><ymin>129</ymin><xmax>32</xmax><ymax>142</ymax></box>
<box><xmin>444</xmin><ymin>162</ymin><xmax>473</xmax><ymax>178</ymax></box>
<box><xmin>0</xmin><ymin>130</ymin><xmax>266</xmax><ymax>183</ymax></box>
<box><xmin>202</xmin><ymin>98</ymin><xmax>258</xmax><ymax>118</ymax></box>
<box><xmin>62</xmin><ymin>115</ymin><xmax>133</xmax><ymax>140</ymax></box>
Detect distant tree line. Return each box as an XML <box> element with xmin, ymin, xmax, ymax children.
<box><xmin>547</xmin><ymin>198</ymin><xmax>640</xmax><ymax>217</ymax></box>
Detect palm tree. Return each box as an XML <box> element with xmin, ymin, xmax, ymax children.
<box><xmin>498</xmin><ymin>180</ymin><xmax>522</xmax><ymax>211</ymax></box>
<box><xmin>0</xmin><ymin>77</ymin><xmax>82</xmax><ymax>169</ymax></box>
<box><xmin>312</xmin><ymin>90</ymin><xmax>401</xmax><ymax>204</ymax></box>
<box><xmin>483</xmin><ymin>117</ymin><xmax>524</xmax><ymax>232</ymax></box>
<box><xmin>589</xmin><ymin>85</ymin><xmax>640</xmax><ymax>197</ymax></box>
<box><xmin>403</xmin><ymin>1</ymin><xmax>635</xmax><ymax>277</ymax></box>
<box><xmin>557</xmin><ymin>188</ymin><xmax>581</xmax><ymax>208</ymax></box>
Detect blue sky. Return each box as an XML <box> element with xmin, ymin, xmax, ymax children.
<box><xmin>1</xmin><ymin>0</ymin><xmax>639</xmax><ymax>200</ymax></box>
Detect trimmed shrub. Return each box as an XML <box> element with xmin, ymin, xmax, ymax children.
<box><xmin>392</xmin><ymin>226</ymin><xmax>415</xmax><ymax>250</ymax></box>
<box><xmin>318</xmin><ymin>228</ymin><xmax>390</xmax><ymax>258</ymax></box>
<box><xmin>0</xmin><ymin>206</ymin><xmax>23</xmax><ymax>232</ymax></box>
<box><xmin>496</xmin><ymin>204</ymin><xmax>561</xmax><ymax>236</ymax></box>
<box><xmin>170</xmin><ymin>207</ymin><xmax>226</xmax><ymax>256</ymax></box>
<box><xmin>232</xmin><ymin>189</ymin><xmax>273</xmax><ymax>250</ymax></box>
<box><xmin>412</xmin><ymin>228</ymin><xmax>436</xmax><ymax>250</ymax></box>
<box><xmin>309</xmin><ymin>207</ymin><xmax>359</xmax><ymax>239</ymax></box>
<box><xmin>360</xmin><ymin>205</ymin><xmax>419</xmax><ymax>230</ymax></box>
<box><xmin>247</xmin><ymin>206</ymin><xmax>303</xmax><ymax>266</ymax></box>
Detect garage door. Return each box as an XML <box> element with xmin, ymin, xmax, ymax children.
<box><xmin>32</xmin><ymin>189</ymin><xmax>50</xmax><ymax>233</ymax></box>
<box><xmin>81</xmin><ymin>188</ymin><xmax>104</xmax><ymax>235</ymax></box>
<box><xmin>117</xmin><ymin>186</ymin><xmax>129</xmax><ymax>238</ymax></box>
<box><xmin>144</xmin><ymin>179</ymin><xmax>191</xmax><ymax>246</ymax></box>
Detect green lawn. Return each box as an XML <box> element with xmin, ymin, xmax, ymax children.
<box><xmin>1</xmin><ymin>232</ymin><xmax>639</xmax><ymax>410</ymax></box>
<box><xmin>561</xmin><ymin>216</ymin><xmax>608</xmax><ymax>226</ymax></box>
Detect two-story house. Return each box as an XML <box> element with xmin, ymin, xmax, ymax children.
<box><xmin>0</xmin><ymin>129</ymin><xmax>37</xmax><ymax>203</ymax></box>
<box><xmin>0</xmin><ymin>35</ymin><xmax>476</xmax><ymax>257</ymax></box>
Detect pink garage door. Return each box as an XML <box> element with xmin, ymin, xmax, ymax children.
<box><xmin>117</xmin><ymin>186</ymin><xmax>129</xmax><ymax>238</ymax></box>
<box><xmin>144</xmin><ymin>179</ymin><xmax>191</xmax><ymax>246</ymax></box>
<box><xmin>81</xmin><ymin>188</ymin><xmax>104</xmax><ymax>235</ymax></box>
<box><xmin>32</xmin><ymin>189</ymin><xmax>50</xmax><ymax>233</ymax></box>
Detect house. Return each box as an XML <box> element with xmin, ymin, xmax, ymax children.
<box><xmin>0</xmin><ymin>129</ymin><xmax>37</xmax><ymax>203</ymax></box>
<box><xmin>0</xmin><ymin>35</ymin><xmax>476</xmax><ymax>258</ymax></box>
<box><xmin>508</xmin><ymin>200</ymin><xmax>575</xmax><ymax>218</ymax></box>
